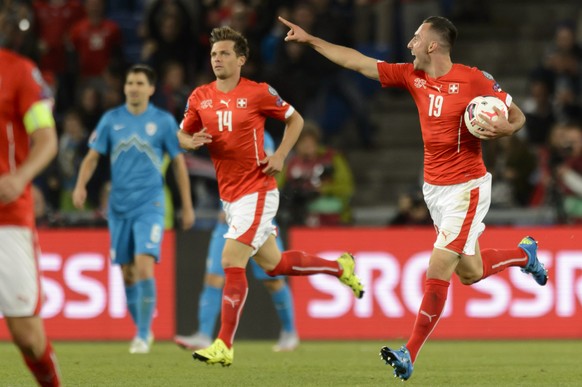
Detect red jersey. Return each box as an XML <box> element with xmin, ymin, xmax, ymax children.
<box><xmin>70</xmin><ymin>18</ymin><xmax>122</xmax><ymax>77</ymax></box>
<box><xmin>377</xmin><ymin>62</ymin><xmax>511</xmax><ymax>185</ymax></box>
<box><xmin>181</xmin><ymin>78</ymin><xmax>294</xmax><ymax>202</ymax></box>
<box><xmin>33</xmin><ymin>0</ymin><xmax>85</xmax><ymax>73</ymax></box>
<box><xmin>0</xmin><ymin>49</ymin><xmax>49</xmax><ymax>228</ymax></box>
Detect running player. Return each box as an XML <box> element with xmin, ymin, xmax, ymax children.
<box><xmin>178</xmin><ymin>26</ymin><xmax>364</xmax><ymax>367</ymax></box>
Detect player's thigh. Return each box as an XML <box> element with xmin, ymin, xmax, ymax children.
<box><xmin>0</xmin><ymin>227</ymin><xmax>41</xmax><ymax>317</ymax></box>
<box><xmin>223</xmin><ymin>189</ymin><xmax>279</xmax><ymax>256</ymax></box>
<box><xmin>426</xmin><ymin>247</ymin><xmax>461</xmax><ymax>281</ymax></box>
<box><xmin>222</xmin><ymin>238</ymin><xmax>253</xmax><ymax>268</ymax></box>
<box><xmin>133</xmin><ymin>212</ymin><xmax>165</xmax><ymax>263</ymax></box>
<box><xmin>425</xmin><ymin>173</ymin><xmax>491</xmax><ymax>256</ymax></box>
<box><xmin>109</xmin><ymin>215</ymin><xmax>133</xmax><ymax>265</ymax></box>
<box><xmin>253</xmin><ymin>235</ymin><xmax>283</xmax><ymax>272</ymax></box>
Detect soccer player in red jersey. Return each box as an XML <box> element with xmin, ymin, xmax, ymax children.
<box><xmin>0</xmin><ymin>6</ymin><xmax>61</xmax><ymax>386</ymax></box>
<box><xmin>279</xmin><ymin>15</ymin><xmax>548</xmax><ymax>380</ymax></box>
<box><xmin>178</xmin><ymin>26</ymin><xmax>364</xmax><ymax>367</ymax></box>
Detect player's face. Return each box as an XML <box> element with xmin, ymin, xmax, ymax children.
<box><xmin>407</xmin><ymin>23</ymin><xmax>432</xmax><ymax>71</ymax></box>
<box><xmin>124</xmin><ymin>72</ymin><xmax>154</xmax><ymax>108</ymax></box>
<box><xmin>210</xmin><ymin>40</ymin><xmax>245</xmax><ymax>80</ymax></box>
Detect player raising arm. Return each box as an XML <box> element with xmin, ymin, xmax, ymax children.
<box><xmin>279</xmin><ymin>15</ymin><xmax>545</xmax><ymax>381</ymax></box>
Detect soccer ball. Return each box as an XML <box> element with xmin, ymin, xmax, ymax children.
<box><xmin>463</xmin><ymin>96</ymin><xmax>508</xmax><ymax>139</ymax></box>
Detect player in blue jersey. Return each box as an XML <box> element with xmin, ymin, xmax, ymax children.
<box><xmin>174</xmin><ymin>131</ymin><xmax>299</xmax><ymax>352</ymax></box>
<box><xmin>72</xmin><ymin>64</ymin><xmax>195</xmax><ymax>354</ymax></box>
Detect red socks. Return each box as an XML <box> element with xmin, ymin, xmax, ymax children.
<box><xmin>266</xmin><ymin>250</ymin><xmax>341</xmax><ymax>277</ymax></box>
<box><xmin>217</xmin><ymin>267</ymin><xmax>248</xmax><ymax>348</ymax></box>
<box><xmin>406</xmin><ymin>278</ymin><xmax>449</xmax><ymax>363</ymax></box>
<box><xmin>23</xmin><ymin>341</ymin><xmax>61</xmax><ymax>387</ymax></box>
<box><xmin>480</xmin><ymin>248</ymin><xmax>527</xmax><ymax>280</ymax></box>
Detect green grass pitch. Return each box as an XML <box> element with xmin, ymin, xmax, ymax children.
<box><xmin>1</xmin><ymin>340</ymin><xmax>580</xmax><ymax>386</ymax></box>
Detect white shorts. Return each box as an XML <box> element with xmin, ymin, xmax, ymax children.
<box><xmin>222</xmin><ymin>189</ymin><xmax>279</xmax><ymax>255</ymax></box>
<box><xmin>0</xmin><ymin>227</ymin><xmax>42</xmax><ymax>317</ymax></box>
<box><xmin>423</xmin><ymin>173</ymin><xmax>491</xmax><ymax>255</ymax></box>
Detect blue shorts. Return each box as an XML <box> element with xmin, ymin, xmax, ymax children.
<box><xmin>206</xmin><ymin>222</ymin><xmax>285</xmax><ymax>280</ymax></box>
<box><xmin>108</xmin><ymin>211</ymin><xmax>165</xmax><ymax>265</ymax></box>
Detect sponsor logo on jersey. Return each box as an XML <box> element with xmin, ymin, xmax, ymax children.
<box><xmin>219</xmin><ymin>99</ymin><xmax>230</xmax><ymax>108</ymax></box>
<box><xmin>268</xmin><ymin>85</ymin><xmax>279</xmax><ymax>96</ymax></box>
<box><xmin>493</xmin><ymin>82</ymin><xmax>502</xmax><ymax>92</ymax></box>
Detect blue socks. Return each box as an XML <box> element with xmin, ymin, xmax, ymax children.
<box><xmin>125</xmin><ymin>278</ymin><xmax>156</xmax><ymax>340</ymax></box>
<box><xmin>271</xmin><ymin>283</ymin><xmax>295</xmax><ymax>333</ymax></box>
<box><xmin>197</xmin><ymin>285</ymin><xmax>222</xmax><ymax>338</ymax></box>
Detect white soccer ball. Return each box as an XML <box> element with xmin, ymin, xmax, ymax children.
<box><xmin>463</xmin><ymin>95</ymin><xmax>508</xmax><ymax>139</ymax></box>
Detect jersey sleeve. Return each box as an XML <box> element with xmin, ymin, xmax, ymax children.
<box><xmin>180</xmin><ymin>91</ymin><xmax>203</xmax><ymax>134</ymax></box>
<box><xmin>257</xmin><ymin>84</ymin><xmax>295</xmax><ymax>122</ymax></box>
<box><xmin>470</xmin><ymin>68</ymin><xmax>512</xmax><ymax>107</ymax></box>
<box><xmin>377</xmin><ymin>62</ymin><xmax>412</xmax><ymax>89</ymax></box>
<box><xmin>17</xmin><ymin>63</ymin><xmax>50</xmax><ymax>121</ymax></box>
<box><xmin>89</xmin><ymin>112</ymin><xmax>111</xmax><ymax>155</ymax></box>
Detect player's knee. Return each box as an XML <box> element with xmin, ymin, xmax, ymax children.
<box><xmin>458</xmin><ymin>273</ymin><xmax>480</xmax><ymax>285</ymax></box>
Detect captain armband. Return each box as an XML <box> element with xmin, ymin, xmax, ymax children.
<box><xmin>23</xmin><ymin>99</ymin><xmax>56</xmax><ymax>134</ymax></box>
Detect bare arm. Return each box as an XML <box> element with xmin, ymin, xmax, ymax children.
<box><xmin>0</xmin><ymin>125</ymin><xmax>57</xmax><ymax>204</ymax></box>
<box><xmin>278</xmin><ymin>16</ymin><xmax>380</xmax><ymax>80</ymax></box>
<box><xmin>477</xmin><ymin>101</ymin><xmax>526</xmax><ymax>139</ymax></box>
<box><xmin>178</xmin><ymin>128</ymin><xmax>212</xmax><ymax>151</ymax></box>
<box><xmin>261</xmin><ymin>110</ymin><xmax>304</xmax><ymax>176</ymax></box>
<box><xmin>171</xmin><ymin>153</ymin><xmax>195</xmax><ymax>229</ymax></box>
<box><xmin>72</xmin><ymin>149</ymin><xmax>100</xmax><ymax>209</ymax></box>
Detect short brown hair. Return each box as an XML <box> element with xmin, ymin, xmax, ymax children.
<box><xmin>209</xmin><ymin>26</ymin><xmax>250</xmax><ymax>59</ymax></box>
<box><xmin>424</xmin><ymin>16</ymin><xmax>457</xmax><ymax>51</ymax></box>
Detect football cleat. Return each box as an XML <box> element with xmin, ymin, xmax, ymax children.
<box><xmin>337</xmin><ymin>253</ymin><xmax>365</xmax><ymax>299</ymax></box>
<box><xmin>192</xmin><ymin>338</ymin><xmax>233</xmax><ymax>367</ymax></box>
<box><xmin>174</xmin><ymin>332</ymin><xmax>212</xmax><ymax>351</ymax></box>
<box><xmin>380</xmin><ymin>345</ymin><xmax>413</xmax><ymax>381</ymax></box>
<box><xmin>129</xmin><ymin>337</ymin><xmax>150</xmax><ymax>354</ymax></box>
<box><xmin>272</xmin><ymin>330</ymin><xmax>300</xmax><ymax>352</ymax></box>
<box><xmin>518</xmin><ymin>236</ymin><xmax>548</xmax><ymax>286</ymax></box>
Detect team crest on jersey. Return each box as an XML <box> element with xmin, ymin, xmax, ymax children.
<box><xmin>481</xmin><ymin>71</ymin><xmax>495</xmax><ymax>80</ymax></box>
<box><xmin>200</xmin><ymin>99</ymin><xmax>213</xmax><ymax>109</ymax></box>
<box><xmin>448</xmin><ymin>83</ymin><xmax>459</xmax><ymax>94</ymax></box>
<box><xmin>268</xmin><ymin>85</ymin><xmax>279</xmax><ymax>96</ymax></box>
<box><xmin>237</xmin><ymin>98</ymin><xmax>247</xmax><ymax>108</ymax></box>
<box><xmin>414</xmin><ymin>78</ymin><xmax>427</xmax><ymax>89</ymax></box>
<box><xmin>145</xmin><ymin>122</ymin><xmax>157</xmax><ymax>136</ymax></box>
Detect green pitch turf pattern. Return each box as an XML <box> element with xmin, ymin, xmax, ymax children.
<box><xmin>1</xmin><ymin>340</ymin><xmax>580</xmax><ymax>386</ymax></box>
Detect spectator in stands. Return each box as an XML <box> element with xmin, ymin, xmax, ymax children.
<box><xmin>278</xmin><ymin>121</ymin><xmax>354</xmax><ymax>227</ymax></box>
<box><xmin>140</xmin><ymin>0</ymin><xmax>198</xmax><ymax>83</ymax></box>
<box><xmin>521</xmin><ymin>72</ymin><xmax>556</xmax><ymax>147</ymax></box>
<box><xmin>69</xmin><ymin>0</ymin><xmax>123</xmax><ymax>87</ymax></box>
<box><xmin>541</xmin><ymin>21</ymin><xmax>582</xmax><ymax>123</ymax></box>
<box><xmin>57</xmin><ymin>109</ymin><xmax>89</xmax><ymax>211</ymax></box>
<box><xmin>554</xmin><ymin>122</ymin><xmax>582</xmax><ymax>223</ymax></box>
<box><xmin>33</xmin><ymin>0</ymin><xmax>85</xmax><ymax>113</ymax></box>
<box><xmin>390</xmin><ymin>189</ymin><xmax>431</xmax><ymax>226</ymax></box>
<box><xmin>153</xmin><ymin>60</ymin><xmax>191</xmax><ymax>123</ymax></box>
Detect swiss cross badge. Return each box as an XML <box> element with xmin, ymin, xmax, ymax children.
<box><xmin>448</xmin><ymin>83</ymin><xmax>459</xmax><ymax>94</ymax></box>
<box><xmin>237</xmin><ymin>98</ymin><xmax>247</xmax><ymax>108</ymax></box>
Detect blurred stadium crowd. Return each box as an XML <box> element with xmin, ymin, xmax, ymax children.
<box><xmin>4</xmin><ymin>0</ymin><xmax>582</xmax><ymax>226</ymax></box>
